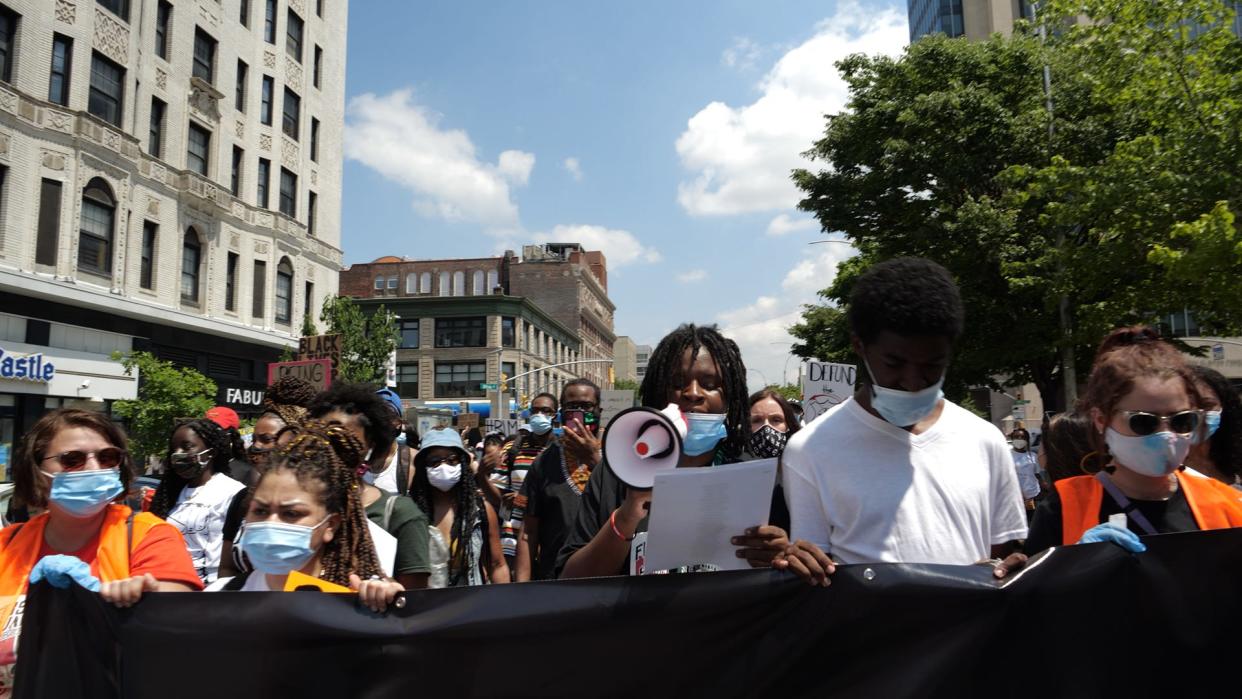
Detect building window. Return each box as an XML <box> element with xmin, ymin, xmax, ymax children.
<box><xmin>97</xmin><ymin>0</ymin><xmax>129</xmax><ymax>22</ymax></box>
<box><xmin>49</xmin><ymin>35</ymin><xmax>73</xmax><ymax>106</ymax></box>
<box><xmin>452</xmin><ymin>271</ymin><xmax>465</xmax><ymax>297</ymax></box>
<box><xmin>487</xmin><ymin>270</ymin><xmax>499</xmax><ymax>294</ymax></box>
<box><xmin>181</xmin><ymin>231</ymin><xmax>202</xmax><ymax>304</ymax></box>
<box><xmin>226</xmin><ymin>252</ymin><xmax>238</xmax><ymax>311</ymax></box>
<box><xmin>235</xmin><ymin>60</ymin><xmax>248</xmax><ymax>111</ymax></box>
<box><xmin>257</xmin><ymin>157</ymin><xmax>270</xmax><ymax>207</ymax></box>
<box><xmin>193</xmin><ymin>28</ymin><xmax>217</xmax><ymax>84</ymax></box>
<box><xmin>264</xmin><ymin>0</ymin><xmax>277</xmax><ymax>43</ymax></box>
<box><xmin>239</xmin><ymin>0</ymin><xmax>249</xmax><ymax>26</ymax></box>
<box><xmin>373</xmin><ymin>275</ymin><xmax>384</xmax><ymax>291</ymax></box>
<box><xmin>275</xmin><ymin>258</ymin><xmax>293</xmax><ymax>324</ymax></box>
<box><xmin>307</xmin><ymin>191</ymin><xmax>317</xmax><ymax>235</ymax></box>
<box><xmin>435</xmin><ymin>362</ymin><xmax>486</xmax><ymax>398</ymax></box>
<box><xmin>282</xmin><ymin>88</ymin><xmax>300</xmax><ymax>140</ymax></box>
<box><xmin>317</xmin><ymin>0</ymin><xmax>324</xmax><ymax>18</ymax></box>
<box><xmin>78</xmin><ymin>178</ymin><xmax>115</xmax><ymax>276</ymax></box>
<box><xmin>396</xmin><ymin>364</ymin><xmax>419</xmax><ymax>399</ymax></box>
<box><xmin>37</xmin><ymin>179</ymin><xmax>62</xmax><ymax>267</ymax></box>
<box><xmin>310</xmin><ymin>118</ymin><xmax>319</xmax><ymax>161</ymax></box>
<box><xmin>155</xmin><ymin>2</ymin><xmax>172</xmax><ymax>59</ymax></box>
<box><xmin>231</xmin><ymin>146</ymin><xmax>243</xmax><ymax>196</ymax></box>
<box><xmin>286</xmin><ymin>10</ymin><xmax>303</xmax><ymax>62</ymax></box>
<box><xmin>420</xmin><ymin>272</ymin><xmax>431</xmax><ymax>294</ymax></box>
<box><xmin>435</xmin><ymin>317</ymin><xmax>487</xmax><ymax>348</ymax></box>
<box><xmin>313</xmin><ymin>45</ymin><xmax>323</xmax><ymax>88</ymax></box>
<box><xmin>303</xmin><ymin>281</ymin><xmax>314</xmax><ymax>324</ymax></box>
<box><xmin>386</xmin><ymin>276</ymin><xmax>398</xmax><ymax>291</ymax></box>
<box><xmin>438</xmin><ymin>271</ymin><xmax>450</xmax><ymax>296</ymax></box>
<box><xmin>278</xmin><ymin>168</ymin><xmax>296</xmax><ymax>217</ymax></box>
<box><xmin>187</xmin><ymin>123</ymin><xmax>211</xmax><ymax>176</ymax></box>
<box><xmin>502</xmin><ymin>317</ymin><xmax>515</xmax><ymax>348</ymax></box>
<box><xmin>140</xmin><ymin>221</ymin><xmax>157</xmax><ymax>290</ymax></box>
<box><xmin>471</xmin><ymin>270</ymin><xmax>484</xmax><ymax>295</ymax></box>
<box><xmin>88</xmin><ymin>52</ymin><xmax>125</xmax><ymax>126</ymax></box>
<box><xmin>147</xmin><ymin>98</ymin><xmax>165</xmax><ymax>157</ymax></box>
<box><xmin>252</xmin><ymin>260</ymin><xmax>267</xmax><ymax>319</ymax></box>
<box><xmin>399</xmin><ymin>319</ymin><xmax>419</xmax><ymax>348</ymax></box>
<box><xmin>0</xmin><ymin>6</ymin><xmax>16</xmax><ymax>84</ymax></box>
<box><xmin>404</xmin><ymin>273</ymin><xmax>417</xmax><ymax>294</ymax></box>
<box><xmin>260</xmin><ymin>75</ymin><xmax>273</xmax><ymax>125</ymax></box>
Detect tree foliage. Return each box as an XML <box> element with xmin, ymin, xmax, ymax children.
<box><xmin>111</xmin><ymin>351</ymin><xmax>216</xmax><ymax>468</ymax></box>
<box><xmin>763</xmin><ymin>383</ymin><xmax>803</xmax><ymax>403</ymax></box>
<box><xmin>791</xmin><ymin>1</ymin><xmax>1242</xmax><ymax>410</ymax></box>
<box><xmin>613</xmin><ymin>378</ymin><xmax>642</xmax><ymax>393</ymax></box>
<box><xmin>319</xmin><ymin>295</ymin><xmax>399</xmax><ymax>384</ymax></box>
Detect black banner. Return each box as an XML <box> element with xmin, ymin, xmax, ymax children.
<box><xmin>16</xmin><ymin>529</ymin><xmax>1242</xmax><ymax>698</ymax></box>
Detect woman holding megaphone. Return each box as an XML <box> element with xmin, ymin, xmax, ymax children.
<box><xmin>557</xmin><ymin>324</ymin><xmax>832</xmax><ymax>585</ymax></box>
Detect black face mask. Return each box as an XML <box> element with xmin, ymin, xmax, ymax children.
<box><xmin>748</xmin><ymin>425</ymin><xmax>788</xmax><ymax>459</ymax></box>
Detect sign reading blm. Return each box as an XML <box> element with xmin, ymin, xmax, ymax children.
<box><xmin>801</xmin><ymin>361</ymin><xmax>857</xmax><ymax>424</ymax></box>
<box><xmin>267</xmin><ymin>358</ymin><xmax>333</xmax><ymax>392</ymax></box>
<box><xmin>297</xmin><ymin>334</ymin><xmax>343</xmax><ymax>375</ymax></box>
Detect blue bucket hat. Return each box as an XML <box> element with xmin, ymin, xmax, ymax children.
<box><xmin>375</xmin><ymin>387</ymin><xmax>403</xmax><ymax>417</ymax></box>
<box><xmin>415</xmin><ymin>427</ymin><xmax>472</xmax><ymax>468</ymax></box>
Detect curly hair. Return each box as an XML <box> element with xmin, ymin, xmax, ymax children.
<box><xmin>847</xmin><ymin>257</ymin><xmax>964</xmax><ymax>344</ymax></box>
<box><xmin>1191</xmin><ymin>366</ymin><xmax>1242</xmax><ymax>479</ymax></box>
<box><xmin>307</xmin><ymin>382</ymin><xmax>396</xmax><ymax>469</ymax></box>
<box><xmin>149</xmin><ymin>419</ymin><xmax>235</xmax><ymax>518</ymax></box>
<box><xmin>639</xmin><ymin>324</ymin><xmax>749</xmax><ymax>461</ymax></box>
<box><xmin>409</xmin><ymin>450</ymin><xmax>490</xmax><ymax>586</ymax></box>
<box><xmin>261</xmin><ymin>421</ymin><xmax>383</xmax><ymax>585</ymax></box>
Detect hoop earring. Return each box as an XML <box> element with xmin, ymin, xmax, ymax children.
<box><xmin>1079</xmin><ymin>450</ymin><xmax>1110</xmax><ymax>475</ymax></box>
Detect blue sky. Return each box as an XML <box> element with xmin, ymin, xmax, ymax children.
<box><xmin>340</xmin><ymin>0</ymin><xmax>909</xmax><ymax>390</ymax></box>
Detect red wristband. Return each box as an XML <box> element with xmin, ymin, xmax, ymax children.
<box><xmin>609</xmin><ymin>509</ymin><xmax>635</xmax><ymax>542</ymax></box>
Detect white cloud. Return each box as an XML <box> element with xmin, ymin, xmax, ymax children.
<box><xmin>766</xmin><ymin>213</ymin><xmax>820</xmax><ymax>237</ymax></box>
<box><xmin>722</xmin><ymin>37</ymin><xmax>762</xmax><ymax>71</ymax></box>
<box><xmin>533</xmin><ymin>224</ymin><xmax>662</xmax><ymax>269</ymax></box>
<box><xmin>676</xmin><ymin>3</ymin><xmax>907</xmax><ymax>216</ymax></box>
<box><xmin>344</xmin><ymin>89</ymin><xmax>533</xmax><ymax>227</ymax></box>
<box><xmin>677</xmin><ymin>269</ymin><xmax>707</xmax><ymax>284</ymax></box>
<box><xmin>563</xmin><ymin>157</ymin><xmax>584</xmax><ymax>181</ymax></box>
<box><xmin>718</xmin><ymin>244</ymin><xmax>857</xmax><ymax>391</ymax></box>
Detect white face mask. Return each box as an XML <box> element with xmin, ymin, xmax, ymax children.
<box><xmin>1105</xmin><ymin>428</ymin><xmax>1192</xmax><ymax>477</ymax></box>
<box><xmin>1012</xmin><ymin>439</ymin><xmax>1028</xmax><ymax>450</ymax></box>
<box><xmin>427</xmin><ymin>463</ymin><xmax>462</xmax><ymax>492</ymax></box>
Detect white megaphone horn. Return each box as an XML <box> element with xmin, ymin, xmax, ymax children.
<box><xmin>600</xmin><ymin>404</ymin><xmax>687</xmax><ymax>490</ymax></box>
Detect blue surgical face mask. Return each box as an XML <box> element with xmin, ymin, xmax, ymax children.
<box><xmin>395</xmin><ymin>431</ymin><xmax>408</xmax><ymax>447</ymax></box>
<box><xmin>42</xmin><ymin>469</ymin><xmax>124</xmax><ymax>518</ymax></box>
<box><xmin>862</xmin><ymin>357</ymin><xmax>945</xmax><ymax>427</ymax></box>
<box><xmin>1205</xmin><ymin>410</ymin><xmax>1222</xmax><ymax>439</ymax></box>
<box><xmin>683</xmin><ymin>413</ymin><xmax>727</xmax><ymax>456</ymax></box>
<box><xmin>529</xmin><ymin>414</ymin><xmax>553</xmax><ymax>435</ymax></box>
<box><xmin>240</xmin><ymin>518</ymin><xmax>330</xmax><ymax>575</ymax></box>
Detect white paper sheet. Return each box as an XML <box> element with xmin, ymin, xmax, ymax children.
<box><xmin>641</xmin><ymin>458</ymin><xmax>779</xmax><ymax>573</ymax></box>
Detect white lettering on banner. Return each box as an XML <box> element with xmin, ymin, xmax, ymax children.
<box><xmin>225</xmin><ymin>388</ymin><xmax>265</xmax><ymax>406</ymax></box>
<box><xmin>801</xmin><ymin>361</ymin><xmax>857</xmax><ymax>423</ymax></box>
<box><xmin>0</xmin><ymin>347</ymin><xmax>56</xmax><ymax>383</ymax></box>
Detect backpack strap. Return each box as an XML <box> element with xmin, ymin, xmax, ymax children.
<box><xmin>382</xmin><ymin>492</ymin><xmax>398</xmax><ymax>532</ymax></box>
<box><xmin>397</xmin><ymin>445</ymin><xmax>411</xmax><ymax>497</ymax></box>
<box><xmin>222</xmin><ymin>572</ymin><xmax>250</xmax><ymax>591</ymax></box>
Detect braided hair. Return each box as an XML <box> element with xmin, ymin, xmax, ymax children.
<box><xmin>261</xmin><ymin>375</ymin><xmax>316</xmax><ymax>426</ymax></box>
<box><xmin>639</xmin><ymin>324</ymin><xmax>750</xmax><ymax>461</ymax></box>
<box><xmin>409</xmin><ymin>453</ymin><xmax>491</xmax><ymax>586</ymax></box>
<box><xmin>150</xmin><ymin>418</ymin><xmax>234</xmax><ymax>518</ymax></box>
<box><xmin>263</xmin><ymin>421</ymin><xmax>383</xmax><ymax>585</ymax></box>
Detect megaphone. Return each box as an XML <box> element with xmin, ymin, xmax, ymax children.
<box><xmin>601</xmin><ymin>404</ymin><xmax>687</xmax><ymax>490</ymax></box>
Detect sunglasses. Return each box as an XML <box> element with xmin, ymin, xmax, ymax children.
<box><xmin>1118</xmin><ymin>410</ymin><xmax>1201</xmax><ymax>436</ymax></box>
<box><xmin>41</xmin><ymin>447</ymin><xmax>126</xmax><ymax>470</ymax></box>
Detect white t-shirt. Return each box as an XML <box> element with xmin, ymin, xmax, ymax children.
<box><xmin>363</xmin><ymin>448</ymin><xmax>401</xmax><ymax>493</ymax></box>
<box><xmin>205</xmin><ymin>573</ymin><xmax>273</xmax><ymax>591</ymax></box>
<box><xmin>783</xmin><ymin>397</ymin><xmax>1028</xmax><ymax>565</ymax></box>
<box><xmin>167</xmin><ymin>472</ymin><xmax>245</xmax><ymax>583</ymax></box>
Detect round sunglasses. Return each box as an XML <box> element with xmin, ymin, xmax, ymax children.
<box><xmin>1118</xmin><ymin>410</ymin><xmax>1201</xmax><ymax>436</ymax></box>
<box><xmin>41</xmin><ymin>447</ymin><xmax>126</xmax><ymax>470</ymax></box>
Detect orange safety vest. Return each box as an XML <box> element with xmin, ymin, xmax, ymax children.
<box><xmin>1056</xmin><ymin>471</ymin><xmax>1242</xmax><ymax>545</ymax></box>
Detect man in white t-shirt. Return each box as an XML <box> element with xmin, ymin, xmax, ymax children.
<box><xmin>783</xmin><ymin>257</ymin><xmax>1028</xmax><ymax>578</ymax></box>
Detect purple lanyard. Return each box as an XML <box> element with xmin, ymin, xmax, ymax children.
<box><xmin>1094</xmin><ymin>472</ymin><xmax>1159</xmax><ymax>536</ymax></box>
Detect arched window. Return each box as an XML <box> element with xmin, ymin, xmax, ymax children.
<box><xmin>487</xmin><ymin>270</ymin><xmax>499</xmax><ymax>294</ymax></box>
<box><xmin>420</xmin><ymin>272</ymin><xmax>431</xmax><ymax>294</ymax></box>
<box><xmin>78</xmin><ymin>178</ymin><xmax>116</xmax><ymax>275</ymax></box>
<box><xmin>452</xmin><ymin>271</ymin><xmax>465</xmax><ymax>297</ymax></box>
<box><xmin>405</xmin><ymin>273</ymin><xmax>417</xmax><ymax>294</ymax></box>
<box><xmin>180</xmin><ymin>229</ymin><xmax>202</xmax><ymax>304</ymax></box>
<box><xmin>438</xmin><ymin>271</ymin><xmax>450</xmax><ymax>296</ymax></box>
<box><xmin>275</xmin><ymin>257</ymin><xmax>294</xmax><ymax>324</ymax></box>
<box><xmin>472</xmin><ymin>270</ymin><xmax>485</xmax><ymax>295</ymax></box>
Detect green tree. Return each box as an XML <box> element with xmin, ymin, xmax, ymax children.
<box><xmin>763</xmin><ymin>383</ymin><xmax>802</xmax><ymax>403</ymax></box>
<box><xmin>110</xmin><ymin>352</ymin><xmax>216</xmax><ymax>468</ymax></box>
<box><xmin>319</xmin><ymin>295</ymin><xmax>399</xmax><ymax>384</ymax></box>
<box><xmin>613</xmin><ymin>378</ymin><xmax>642</xmax><ymax>393</ymax></box>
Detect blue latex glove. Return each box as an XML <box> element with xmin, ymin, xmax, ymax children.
<box><xmin>28</xmin><ymin>555</ymin><xmax>102</xmax><ymax>592</ymax></box>
<box><xmin>1076</xmin><ymin>523</ymin><xmax>1147</xmax><ymax>553</ymax></box>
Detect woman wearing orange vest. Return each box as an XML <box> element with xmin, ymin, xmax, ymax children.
<box><xmin>1026</xmin><ymin>327</ymin><xmax>1242</xmax><ymax>553</ymax></box>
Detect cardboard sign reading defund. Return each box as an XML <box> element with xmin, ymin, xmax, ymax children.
<box><xmin>801</xmin><ymin>361</ymin><xmax>857</xmax><ymax>423</ymax></box>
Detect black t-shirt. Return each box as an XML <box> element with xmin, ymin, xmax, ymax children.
<box><xmin>222</xmin><ymin>488</ymin><xmax>251</xmax><ymax>544</ymax></box>
<box><xmin>554</xmin><ymin>455</ymin><xmax>790</xmax><ymax>578</ymax></box>
<box><xmin>520</xmin><ymin>443</ymin><xmax>587</xmax><ymax>581</ymax></box>
<box><xmin>1024</xmin><ymin>480</ymin><xmax>1199</xmax><ymax>554</ymax></box>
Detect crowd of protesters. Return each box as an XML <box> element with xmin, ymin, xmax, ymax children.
<box><xmin>1</xmin><ymin>256</ymin><xmax>1240</xmax><ymax>686</ymax></box>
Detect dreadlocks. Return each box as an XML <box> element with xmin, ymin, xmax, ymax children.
<box><xmin>150</xmin><ymin>418</ymin><xmax>235</xmax><ymax>518</ymax></box>
<box><xmin>410</xmin><ymin>457</ymin><xmax>491</xmax><ymax>587</ymax></box>
<box><xmin>263</xmin><ymin>420</ymin><xmax>383</xmax><ymax>586</ymax></box>
<box><xmin>639</xmin><ymin>323</ymin><xmax>750</xmax><ymax>461</ymax></box>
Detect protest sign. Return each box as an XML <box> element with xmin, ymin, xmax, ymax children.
<box><xmin>266</xmin><ymin>358</ymin><xmax>332</xmax><ymax>392</ymax></box>
<box><xmin>801</xmin><ymin>361</ymin><xmax>857</xmax><ymax>423</ymax></box>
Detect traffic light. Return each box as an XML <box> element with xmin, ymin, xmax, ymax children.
<box><xmin>500</xmin><ymin>372</ymin><xmax>509</xmax><ymax>393</ymax></box>
<box><xmin>608</xmin><ymin>366</ymin><xmax>615</xmax><ymax>385</ymax></box>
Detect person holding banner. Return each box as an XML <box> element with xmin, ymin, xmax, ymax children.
<box><xmin>1025</xmin><ymin>327</ymin><xmax>1242</xmax><ymax>554</ymax></box>
<box><xmin>209</xmin><ymin>422</ymin><xmax>405</xmax><ymax>611</ymax></box>
<box><xmin>782</xmin><ymin>258</ymin><xmax>1029</xmax><ymax>576</ymax></box>
<box><xmin>558</xmin><ymin>324</ymin><xmax>831</xmax><ymax>584</ymax></box>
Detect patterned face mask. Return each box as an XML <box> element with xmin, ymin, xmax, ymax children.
<box><xmin>748</xmin><ymin>425</ymin><xmax>788</xmax><ymax>459</ymax></box>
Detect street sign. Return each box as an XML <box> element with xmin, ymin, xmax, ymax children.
<box><xmin>1014</xmin><ymin>399</ymin><xmax>1030</xmax><ymax>405</ymax></box>
<box><xmin>480</xmin><ymin>382</ymin><xmax>499</xmax><ymax>390</ymax></box>
<box><xmin>267</xmin><ymin>358</ymin><xmax>332</xmax><ymax>392</ymax></box>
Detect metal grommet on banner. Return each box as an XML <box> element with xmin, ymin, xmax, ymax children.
<box><xmin>393</xmin><ymin>594</ymin><xmax>406</xmax><ymax>610</ymax></box>
<box><xmin>863</xmin><ymin>568</ymin><xmax>876</xmax><ymax>581</ymax></box>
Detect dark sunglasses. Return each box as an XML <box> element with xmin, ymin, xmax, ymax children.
<box><xmin>1119</xmin><ymin>410</ymin><xmax>1201</xmax><ymax>436</ymax></box>
<box><xmin>41</xmin><ymin>447</ymin><xmax>126</xmax><ymax>470</ymax></box>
